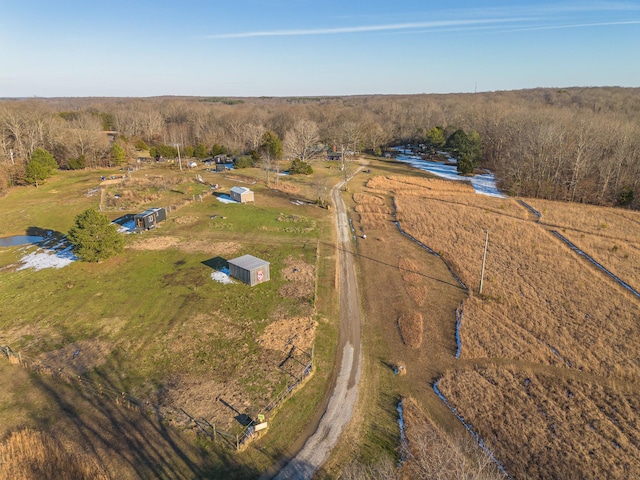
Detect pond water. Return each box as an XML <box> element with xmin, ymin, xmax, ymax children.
<box><xmin>0</xmin><ymin>235</ymin><xmax>44</xmax><ymax>247</ymax></box>
<box><xmin>394</xmin><ymin>148</ymin><xmax>505</xmax><ymax>198</ymax></box>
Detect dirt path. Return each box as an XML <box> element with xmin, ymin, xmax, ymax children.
<box><xmin>271</xmin><ymin>176</ymin><xmax>363</xmax><ymax>479</ymax></box>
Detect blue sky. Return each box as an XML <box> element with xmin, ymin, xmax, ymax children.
<box><xmin>1</xmin><ymin>1</ymin><xmax>639</xmax><ymax>97</ymax></box>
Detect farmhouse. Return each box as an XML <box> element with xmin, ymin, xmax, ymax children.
<box><xmin>230</xmin><ymin>186</ymin><xmax>254</xmax><ymax>203</ymax></box>
<box><xmin>134</xmin><ymin>207</ymin><xmax>166</xmax><ymax>231</ymax></box>
<box><xmin>228</xmin><ymin>254</ymin><xmax>270</xmax><ymax>286</ymax></box>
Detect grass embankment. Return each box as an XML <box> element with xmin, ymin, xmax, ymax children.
<box><xmin>354</xmin><ymin>171</ymin><xmax>640</xmax><ymax>479</ymax></box>
<box><xmin>0</xmin><ymin>161</ymin><xmax>343</xmax><ymax>477</ymax></box>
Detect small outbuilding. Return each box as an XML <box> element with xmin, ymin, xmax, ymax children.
<box><xmin>134</xmin><ymin>207</ymin><xmax>166</xmax><ymax>231</ymax></box>
<box><xmin>228</xmin><ymin>254</ymin><xmax>270</xmax><ymax>286</ymax></box>
<box><xmin>230</xmin><ymin>186</ymin><xmax>254</xmax><ymax>203</ymax></box>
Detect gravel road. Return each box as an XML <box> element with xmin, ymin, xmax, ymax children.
<box><xmin>272</xmin><ymin>177</ymin><xmax>363</xmax><ymax>479</ymax></box>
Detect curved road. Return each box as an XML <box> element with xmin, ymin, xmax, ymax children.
<box><xmin>272</xmin><ymin>177</ymin><xmax>363</xmax><ymax>479</ymax></box>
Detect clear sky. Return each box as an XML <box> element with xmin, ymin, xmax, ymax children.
<box><xmin>1</xmin><ymin>1</ymin><xmax>639</xmax><ymax>97</ymax></box>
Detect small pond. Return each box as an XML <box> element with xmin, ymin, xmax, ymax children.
<box><xmin>0</xmin><ymin>235</ymin><xmax>44</xmax><ymax>247</ymax></box>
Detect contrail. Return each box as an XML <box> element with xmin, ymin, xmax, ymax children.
<box><xmin>204</xmin><ymin>17</ymin><xmax>527</xmax><ymax>39</ymax></box>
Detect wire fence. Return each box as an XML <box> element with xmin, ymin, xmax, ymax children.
<box><xmin>235</xmin><ymin>345</ymin><xmax>314</xmax><ymax>448</ymax></box>
<box><xmin>1</xmin><ymin>342</ymin><xmax>313</xmax><ymax>450</ymax></box>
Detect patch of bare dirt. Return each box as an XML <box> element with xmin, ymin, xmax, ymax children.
<box><xmin>180</xmin><ymin>240</ymin><xmax>242</xmax><ymax>256</ymax></box>
<box><xmin>270</xmin><ymin>181</ymin><xmax>300</xmax><ymax>194</ymax></box>
<box><xmin>405</xmin><ymin>285</ymin><xmax>428</xmax><ymax>307</ymax></box>
<box><xmin>1</xmin><ymin>325</ymin><xmax>63</xmax><ymax>353</ymax></box>
<box><xmin>258</xmin><ymin>317</ymin><xmax>317</xmax><ymax>354</ymax></box>
<box><xmin>279</xmin><ymin>256</ymin><xmax>316</xmax><ymax>301</ymax></box>
<box><xmin>36</xmin><ymin>340</ymin><xmax>113</xmax><ymax>376</ymax></box>
<box><xmin>128</xmin><ymin>236</ymin><xmax>181</xmax><ymax>251</ymax></box>
<box><xmin>172</xmin><ymin>215</ymin><xmax>198</xmax><ymax>225</ymax></box>
<box><xmin>127</xmin><ymin>236</ymin><xmax>241</xmax><ymax>256</ymax></box>
<box><xmin>399</xmin><ymin>257</ymin><xmax>422</xmax><ymax>283</ymax></box>
<box><xmin>158</xmin><ymin>374</ymin><xmax>253</xmax><ymax>428</ymax></box>
<box><xmin>397</xmin><ymin>312</ymin><xmax>423</xmax><ymax>348</ymax></box>
<box><xmin>353</xmin><ymin>193</ymin><xmax>385</xmax><ymax>205</ymax></box>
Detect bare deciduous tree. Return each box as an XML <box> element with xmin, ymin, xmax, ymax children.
<box><xmin>283</xmin><ymin>118</ymin><xmax>320</xmax><ymax>162</ymax></box>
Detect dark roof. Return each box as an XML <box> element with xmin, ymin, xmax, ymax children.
<box><xmin>135</xmin><ymin>207</ymin><xmax>164</xmax><ymax>217</ymax></box>
<box><xmin>228</xmin><ymin>254</ymin><xmax>269</xmax><ymax>271</ymax></box>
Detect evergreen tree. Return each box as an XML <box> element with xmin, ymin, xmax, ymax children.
<box><xmin>25</xmin><ymin>148</ymin><xmax>58</xmax><ymax>187</ymax></box>
<box><xmin>289</xmin><ymin>158</ymin><xmax>313</xmax><ymax>175</ymax></box>
<box><xmin>235</xmin><ymin>155</ymin><xmax>255</xmax><ymax>168</ymax></box>
<box><xmin>67</xmin><ymin>208</ymin><xmax>124</xmax><ymax>262</ymax></box>
<box><xmin>425</xmin><ymin>126</ymin><xmax>446</xmax><ymax>149</ymax></box>
<box><xmin>261</xmin><ymin>131</ymin><xmax>283</xmax><ymax>160</ymax></box>
<box><xmin>67</xmin><ymin>155</ymin><xmax>86</xmax><ymax>170</ymax></box>
<box><xmin>110</xmin><ymin>143</ymin><xmax>126</xmax><ymax>165</ymax></box>
<box><xmin>134</xmin><ymin>139</ymin><xmax>149</xmax><ymax>151</ymax></box>
<box><xmin>446</xmin><ymin>129</ymin><xmax>483</xmax><ymax>175</ymax></box>
<box><xmin>195</xmin><ymin>143</ymin><xmax>209</xmax><ymax>159</ymax></box>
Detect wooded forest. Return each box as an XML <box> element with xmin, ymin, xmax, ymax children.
<box><xmin>1</xmin><ymin>87</ymin><xmax>639</xmax><ymax>209</ymax></box>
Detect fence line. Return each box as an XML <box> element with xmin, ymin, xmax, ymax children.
<box><xmin>0</xmin><ymin>344</ymin><xmax>241</xmax><ymax>447</ymax></box>
<box><xmin>1</xmin><ymin>342</ymin><xmax>313</xmax><ymax>450</ymax></box>
<box><xmin>236</xmin><ymin>350</ymin><xmax>314</xmax><ymax>447</ymax></box>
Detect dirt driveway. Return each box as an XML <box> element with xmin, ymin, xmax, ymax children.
<box><xmin>271</xmin><ymin>173</ymin><xmax>364</xmax><ymax>479</ymax></box>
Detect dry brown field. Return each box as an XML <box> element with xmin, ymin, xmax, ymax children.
<box><xmin>0</xmin><ymin>429</ymin><xmax>110</xmax><ymax>480</ymax></box>
<box><xmin>400</xmin><ymin>397</ymin><xmax>501</xmax><ymax>479</ymax></box>
<box><xmin>392</xmin><ymin>189</ymin><xmax>640</xmax><ymax>381</ymax></box>
<box><xmin>438</xmin><ymin>367</ymin><xmax>640</xmax><ymax>480</ymax></box>
<box><xmin>526</xmin><ymin>198</ymin><xmax>640</xmax><ymax>294</ymax></box>
<box><xmin>339</xmin><ymin>160</ymin><xmax>640</xmax><ymax>479</ymax></box>
<box><xmin>527</xmin><ymin>198</ymin><xmax>640</xmax><ymax>243</ymax></box>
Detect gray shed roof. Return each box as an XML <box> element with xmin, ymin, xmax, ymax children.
<box><xmin>135</xmin><ymin>207</ymin><xmax>163</xmax><ymax>217</ymax></box>
<box><xmin>230</xmin><ymin>186</ymin><xmax>251</xmax><ymax>195</ymax></box>
<box><xmin>228</xmin><ymin>254</ymin><xmax>269</xmax><ymax>271</ymax></box>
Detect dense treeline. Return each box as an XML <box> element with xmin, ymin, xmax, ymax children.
<box><xmin>1</xmin><ymin>87</ymin><xmax>639</xmax><ymax>208</ymax></box>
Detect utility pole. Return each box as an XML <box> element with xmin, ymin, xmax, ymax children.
<box><xmin>175</xmin><ymin>144</ymin><xmax>182</xmax><ymax>171</ymax></box>
<box><xmin>479</xmin><ymin>230</ymin><xmax>489</xmax><ymax>295</ymax></box>
<box><xmin>341</xmin><ymin>145</ymin><xmax>348</xmax><ymax>190</ymax></box>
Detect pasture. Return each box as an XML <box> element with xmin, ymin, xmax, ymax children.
<box><xmin>0</xmin><ymin>161</ymin><xmax>341</xmax><ymax>477</ymax></box>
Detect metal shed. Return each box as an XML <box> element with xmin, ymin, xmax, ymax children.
<box><xmin>228</xmin><ymin>254</ymin><xmax>270</xmax><ymax>286</ymax></box>
<box><xmin>230</xmin><ymin>186</ymin><xmax>254</xmax><ymax>203</ymax></box>
<box><xmin>134</xmin><ymin>207</ymin><xmax>166</xmax><ymax>231</ymax></box>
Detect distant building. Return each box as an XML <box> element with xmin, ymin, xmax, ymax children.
<box><xmin>228</xmin><ymin>254</ymin><xmax>270</xmax><ymax>286</ymax></box>
<box><xmin>230</xmin><ymin>186</ymin><xmax>254</xmax><ymax>203</ymax></box>
<box><xmin>134</xmin><ymin>207</ymin><xmax>166</xmax><ymax>231</ymax></box>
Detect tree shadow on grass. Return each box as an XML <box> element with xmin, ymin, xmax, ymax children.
<box><xmin>25</xmin><ymin>226</ymin><xmax>66</xmax><ymax>243</ymax></box>
<box><xmin>7</xmin><ymin>352</ymin><xmax>263</xmax><ymax>479</ymax></box>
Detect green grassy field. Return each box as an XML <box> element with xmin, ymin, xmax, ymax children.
<box><xmin>0</xmin><ymin>162</ymin><xmax>344</xmax><ymax>477</ymax></box>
